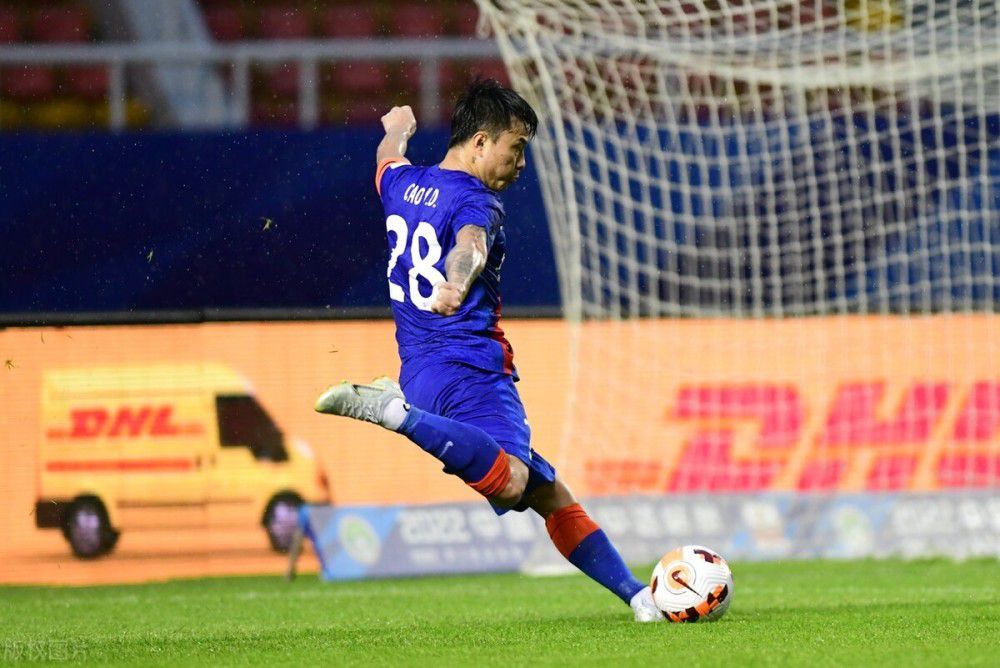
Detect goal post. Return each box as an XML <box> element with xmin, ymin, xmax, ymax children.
<box><xmin>477</xmin><ymin>1</ymin><xmax>1000</xmax><ymax>501</ymax></box>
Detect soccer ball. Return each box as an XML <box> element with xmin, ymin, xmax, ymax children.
<box><xmin>650</xmin><ymin>545</ymin><xmax>733</xmax><ymax>623</ymax></box>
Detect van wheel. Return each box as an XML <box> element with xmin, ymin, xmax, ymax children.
<box><xmin>62</xmin><ymin>497</ymin><xmax>119</xmax><ymax>559</ymax></box>
<box><xmin>263</xmin><ymin>493</ymin><xmax>302</xmax><ymax>553</ymax></box>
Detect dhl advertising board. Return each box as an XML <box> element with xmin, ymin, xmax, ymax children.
<box><xmin>559</xmin><ymin>315</ymin><xmax>1000</xmax><ymax>498</ymax></box>
<box><xmin>1</xmin><ymin>316</ymin><xmax>998</xmax><ymax>584</ymax></box>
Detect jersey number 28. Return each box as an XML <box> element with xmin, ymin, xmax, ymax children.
<box><xmin>386</xmin><ymin>214</ymin><xmax>446</xmax><ymax>311</ymax></box>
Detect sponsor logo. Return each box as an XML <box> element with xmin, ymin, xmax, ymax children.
<box><xmin>46</xmin><ymin>406</ymin><xmax>203</xmax><ymax>440</ymax></box>
<box><xmin>587</xmin><ymin>381</ymin><xmax>1000</xmax><ymax>493</ymax></box>
<box><xmin>338</xmin><ymin>515</ymin><xmax>381</xmax><ymax>566</ymax></box>
<box><xmin>663</xmin><ymin>562</ymin><xmax>695</xmax><ymax>593</ymax></box>
<box><xmin>670</xmin><ymin>568</ymin><xmax>700</xmax><ymax>595</ymax></box>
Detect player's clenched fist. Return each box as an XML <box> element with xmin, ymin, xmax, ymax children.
<box><xmin>381</xmin><ymin>105</ymin><xmax>417</xmax><ymax>137</ymax></box>
<box><xmin>430</xmin><ymin>281</ymin><xmax>464</xmax><ymax>316</ymax></box>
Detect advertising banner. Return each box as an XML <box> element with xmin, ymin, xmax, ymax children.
<box><xmin>0</xmin><ymin>319</ymin><xmax>566</xmax><ymax>584</ymax></box>
<box><xmin>559</xmin><ymin>315</ymin><xmax>1000</xmax><ymax>497</ymax></box>
<box><xmin>2</xmin><ymin>315</ymin><xmax>998</xmax><ymax>584</ymax></box>
<box><xmin>302</xmin><ymin>503</ymin><xmax>543</xmax><ymax>580</ymax></box>
<box><xmin>302</xmin><ymin>492</ymin><xmax>1000</xmax><ymax>581</ymax></box>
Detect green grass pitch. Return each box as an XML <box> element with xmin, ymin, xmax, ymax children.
<box><xmin>2</xmin><ymin>559</ymin><xmax>997</xmax><ymax>666</ymax></box>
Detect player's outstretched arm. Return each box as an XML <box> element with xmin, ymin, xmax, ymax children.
<box><xmin>376</xmin><ymin>105</ymin><xmax>417</xmax><ymax>164</ymax></box>
<box><xmin>431</xmin><ymin>224</ymin><xmax>488</xmax><ymax>316</ymax></box>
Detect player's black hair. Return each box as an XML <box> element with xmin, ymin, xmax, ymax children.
<box><xmin>447</xmin><ymin>78</ymin><xmax>538</xmax><ymax>148</ymax></box>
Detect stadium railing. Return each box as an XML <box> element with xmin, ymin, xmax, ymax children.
<box><xmin>0</xmin><ymin>38</ymin><xmax>500</xmax><ymax>130</ymax></box>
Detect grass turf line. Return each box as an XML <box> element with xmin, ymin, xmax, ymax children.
<box><xmin>1</xmin><ymin>559</ymin><xmax>997</xmax><ymax>666</ymax></box>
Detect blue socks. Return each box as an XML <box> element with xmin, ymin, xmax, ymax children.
<box><xmin>545</xmin><ymin>504</ymin><xmax>645</xmax><ymax>604</ymax></box>
<box><xmin>398</xmin><ymin>406</ymin><xmax>510</xmax><ymax>494</ymax></box>
<box><xmin>399</xmin><ymin>409</ymin><xmax>644</xmax><ymax>604</ymax></box>
<box><xmin>567</xmin><ymin>530</ymin><xmax>646</xmax><ymax>603</ymax></box>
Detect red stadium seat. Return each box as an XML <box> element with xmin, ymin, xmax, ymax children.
<box><xmin>343</xmin><ymin>97</ymin><xmax>385</xmax><ymax>125</ymax></box>
<box><xmin>2</xmin><ymin>65</ymin><xmax>56</xmax><ymax>101</ymax></box>
<box><xmin>66</xmin><ymin>65</ymin><xmax>109</xmax><ymax>101</ymax></box>
<box><xmin>319</xmin><ymin>5</ymin><xmax>379</xmax><ymax>38</ymax></box>
<box><xmin>398</xmin><ymin>60</ymin><xmax>459</xmax><ymax>96</ymax></box>
<box><xmin>34</xmin><ymin>6</ymin><xmax>90</xmax><ymax>43</ymax></box>
<box><xmin>390</xmin><ymin>3</ymin><xmax>446</xmax><ymax>38</ymax></box>
<box><xmin>258</xmin><ymin>6</ymin><xmax>311</xmax><ymax>39</ymax></box>
<box><xmin>442</xmin><ymin>60</ymin><xmax>510</xmax><ymax>105</ymax></box>
<box><xmin>204</xmin><ymin>6</ymin><xmax>246</xmax><ymax>42</ymax></box>
<box><xmin>264</xmin><ymin>63</ymin><xmax>300</xmax><ymax>98</ymax></box>
<box><xmin>328</xmin><ymin>61</ymin><xmax>389</xmax><ymax>96</ymax></box>
<box><xmin>454</xmin><ymin>2</ymin><xmax>480</xmax><ymax>36</ymax></box>
<box><xmin>0</xmin><ymin>8</ymin><xmax>20</xmax><ymax>43</ymax></box>
<box><xmin>468</xmin><ymin>59</ymin><xmax>510</xmax><ymax>85</ymax></box>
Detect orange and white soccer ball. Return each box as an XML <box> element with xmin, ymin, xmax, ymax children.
<box><xmin>650</xmin><ymin>545</ymin><xmax>734</xmax><ymax>623</ymax></box>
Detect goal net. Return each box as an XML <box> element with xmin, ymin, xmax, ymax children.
<box><xmin>478</xmin><ymin>1</ymin><xmax>1000</xmax><ymax>498</ymax></box>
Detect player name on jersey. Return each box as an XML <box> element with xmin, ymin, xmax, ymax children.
<box><xmin>402</xmin><ymin>183</ymin><xmax>440</xmax><ymax>208</ymax></box>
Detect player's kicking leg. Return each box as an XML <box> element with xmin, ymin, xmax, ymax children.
<box><xmin>522</xmin><ymin>478</ymin><xmax>663</xmax><ymax>622</ymax></box>
<box><xmin>315</xmin><ymin>377</ymin><xmax>662</xmax><ymax>622</ymax></box>
<box><xmin>315</xmin><ymin>377</ymin><xmax>527</xmax><ymax>500</ymax></box>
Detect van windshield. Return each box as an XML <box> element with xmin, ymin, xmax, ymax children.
<box><xmin>215</xmin><ymin>395</ymin><xmax>288</xmax><ymax>462</ymax></box>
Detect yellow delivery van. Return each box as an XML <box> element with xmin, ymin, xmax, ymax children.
<box><xmin>36</xmin><ymin>364</ymin><xmax>329</xmax><ymax>558</ymax></box>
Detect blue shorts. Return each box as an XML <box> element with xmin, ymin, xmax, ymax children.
<box><xmin>402</xmin><ymin>361</ymin><xmax>557</xmax><ymax>515</ymax></box>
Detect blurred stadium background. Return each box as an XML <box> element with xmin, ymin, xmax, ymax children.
<box><xmin>1</xmin><ymin>0</ymin><xmax>998</xmax><ymax>590</ymax></box>
<box><xmin>0</xmin><ymin>0</ymin><xmax>559</xmax><ymax>586</ymax></box>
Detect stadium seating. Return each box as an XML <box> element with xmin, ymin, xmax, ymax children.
<box><xmin>196</xmin><ymin>0</ymin><xmax>501</xmax><ymax>127</ymax></box>
<box><xmin>468</xmin><ymin>59</ymin><xmax>510</xmax><ymax>86</ymax></box>
<box><xmin>33</xmin><ymin>6</ymin><xmax>90</xmax><ymax>42</ymax></box>
<box><xmin>2</xmin><ymin>65</ymin><xmax>56</xmax><ymax>101</ymax></box>
<box><xmin>0</xmin><ymin>8</ymin><xmax>21</xmax><ymax>43</ymax></box>
<box><xmin>326</xmin><ymin>61</ymin><xmax>389</xmax><ymax>96</ymax></box>
<box><xmin>0</xmin><ymin>2</ymin><xmax>148</xmax><ymax>131</ymax></box>
<box><xmin>263</xmin><ymin>62</ymin><xmax>300</xmax><ymax>99</ymax></box>
<box><xmin>65</xmin><ymin>65</ymin><xmax>109</xmax><ymax>101</ymax></box>
<box><xmin>390</xmin><ymin>3</ymin><xmax>448</xmax><ymax>38</ymax></box>
<box><xmin>318</xmin><ymin>5</ymin><xmax>380</xmax><ymax>38</ymax></box>
<box><xmin>454</xmin><ymin>3</ymin><xmax>481</xmax><ymax>36</ymax></box>
<box><xmin>204</xmin><ymin>5</ymin><xmax>246</xmax><ymax>42</ymax></box>
<box><xmin>258</xmin><ymin>6</ymin><xmax>311</xmax><ymax>40</ymax></box>
<box><xmin>0</xmin><ymin>1</ymin><xmax>505</xmax><ymax>130</ymax></box>
<box><xmin>342</xmin><ymin>96</ymin><xmax>388</xmax><ymax>125</ymax></box>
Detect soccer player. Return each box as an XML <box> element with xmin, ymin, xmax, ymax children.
<box><xmin>316</xmin><ymin>79</ymin><xmax>662</xmax><ymax>622</ymax></box>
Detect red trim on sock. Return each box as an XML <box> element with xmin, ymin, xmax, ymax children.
<box><xmin>545</xmin><ymin>503</ymin><xmax>600</xmax><ymax>559</ymax></box>
<box><xmin>468</xmin><ymin>450</ymin><xmax>510</xmax><ymax>497</ymax></box>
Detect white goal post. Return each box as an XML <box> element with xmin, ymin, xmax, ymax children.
<box><xmin>478</xmin><ymin>1</ymin><xmax>1000</xmax><ymax>503</ymax></box>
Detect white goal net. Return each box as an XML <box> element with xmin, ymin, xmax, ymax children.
<box><xmin>479</xmin><ymin>1</ymin><xmax>1000</xmax><ymax>499</ymax></box>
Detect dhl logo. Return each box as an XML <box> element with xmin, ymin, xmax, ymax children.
<box><xmin>46</xmin><ymin>405</ymin><xmax>204</xmax><ymax>439</ymax></box>
<box><xmin>588</xmin><ymin>381</ymin><xmax>1000</xmax><ymax>494</ymax></box>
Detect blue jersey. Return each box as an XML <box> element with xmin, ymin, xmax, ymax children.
<box><xmin>376</xmin><ymin>158</ymin><xmax>516</xmax><ymax>386</ymax></box>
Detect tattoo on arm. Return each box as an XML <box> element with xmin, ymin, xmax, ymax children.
<box><xmin>445</xmin><ymin>225</ymin><xmax>488</xmax><ymax>296</ymax></box>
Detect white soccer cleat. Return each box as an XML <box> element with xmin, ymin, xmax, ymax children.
<box><xmin>314</xmin><ymin>376</ymin><xmax>405</xmax><ymax>428</ymax></box>
<box><xmin>630</xmin><ymin>586</ymin><xmax>665</xmax><ymax>623</ymax></box>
